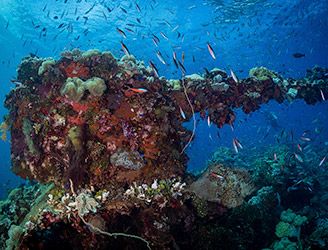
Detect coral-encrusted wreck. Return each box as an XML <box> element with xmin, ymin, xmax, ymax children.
<box><xmin>2</xmin><ymin>49</ymin><xmax>328</xmax><ymax>249</ymax></box>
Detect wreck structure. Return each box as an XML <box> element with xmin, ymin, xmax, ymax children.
<box><xmin>2</xmin><ymin>49</ymin><xmax>327</xmax><ymax>249</ymax></box>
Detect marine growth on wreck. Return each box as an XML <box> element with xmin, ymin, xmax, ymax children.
<box><xmin>1</xmin><ymin>1</ymin><xmax>328</xmax><ymax>250</ymax></box>
<box><xmin>0</xmin><ymin>48</ymin><xmax>327</xmax><ymax>249</ymax></box>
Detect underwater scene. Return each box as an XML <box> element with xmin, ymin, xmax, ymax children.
<box><xmin>0</xmin><ymin>0</ymin><xmax>328</xmax><ymax>249</ymax></box>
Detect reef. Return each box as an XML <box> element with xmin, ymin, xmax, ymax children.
<box><xmin>1</xmin><ymin>49</ymin><xmax>328</xmax><ymax>249</ymax></box>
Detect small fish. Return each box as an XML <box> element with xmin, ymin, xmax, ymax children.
<box><xmin>207</xmin><ymin>42</ymin><xmax>216</xmax><ymax>60</ymax></box>
<box><xmin>230</xmin><ymin>123</ymin><xmax>234</xmax><ymax>132</ymax></box>
<box><xmin>232</xmin><ymin>139</ymin><xmax>238</xmax><ymax>153</ymax></box>
<box><xmin>319</xmin><ymin>156</ymin><xmax>326</xmax><ymax>167</ymax></box>
<box><xmin>230</xmin><ymin>69</ymin><xmax>239</xmax><ymax>83</ymax></box>
<box><xmin>116</xmin><ymin>28</ymin><xmax>127</xmax><ymax>38</ymax></box>
<box><xmin>135</xmin><ymin>3</ymin><xmax>141</xmax><ymax>12</ymax></box>
<box><xmin>293</xmin><ymin>53</ymin><xmax>305</xmax><ymax>58</ymax></box>
<box><xmin>120</xmin><ymin>7</ymin><xmax>127</xmax><ymax>13</ymax></box>
<box><xmin>125</xmin><ymin>27</ymin><xmax>134</xmax><ymax>33</ymax></box>
<box><xmin>85</xmin><ymin>3</ymin><xmax>96</xmax><ymax>15</ymax></box>
<box><xmin>156</xmin><ymin>51</ymin><xmax>166</xmax><ymax>65</ymax></box>
<box><xmin>130</xmin><ymin>88</ymin><xmax>148</xmax><ymax>93</ymax></box>
<box><xmin>58</xmin><ymin>23</ymin><xmax>65</xmax><ymax>29</ymax></box>
<box><xmin>106</xmin><ymin>6</ymin><xmax>112</xmax><ymax>13</ymax></box>
<box><xmin>152</xmin><ymin>38</ymin><xmax>159</xmax><ymax>47</ymax></box>
<box><xmin>297</xmin><ymin>144</ymin><xmax>302</xmax><ymax>152</ymax></box>
<box><xmin>178</xmin><ymin>60</ymin><xmax>186</xmax><ymax>75</ymax></box>
<box><xmin>179</xmin><ymin>106</ymin><xmax>186</xmax><ymax>119</ymax></box>
<box><xmin>274</xmin><ymin>153</ymin><xmax>277</xmax><ymax>161</ymax></box>
<box><xmin>234</xmin><ymin>138</ymin><xmax>243</xmax><ymax>149</ymax></box>
<box><xmin>188</xmin><ymin>5</ymin><xmax>196</xmax><ymax>10</ymax></box>
<box><xmin>320</xmin><ymin>89</ymin><xmax>325</xmax><ymax>101</ymax></box>
<box><xmin>181</xmin><ymin>51</ymin><xmax>185</xmax><ymax>64</ymax></box>
<box><xmin>160</xmin><ymin>32</ymin><xmax>169</xmax><ymax>40</ymax></box>
<box><xmin>152</xmin><ymin>34</ymin><xmax>160</xmax><ymax>44</ymax></box>
<box><xmin>210</xmin><ymin>172</ymin><xmax>224</xmax><ymax>180</ymax></box>
<box><xmin>294</xmin><ymin>153</ymin><xmax>304</xmax><ymax>163</ymax></box>
<box><xmin>120</xmin><ymin>41</ymin><xmax>130</xmax><ymax>56</ymax></box>
<box><xmin>149</xmin><ymin>60</ymin><xmax>159</xmax><ymax>77</ymax></box>
<box><xmin>172</xmin><ymin>52</ymin><xmax>179</xmax><ymax>68</ymax></box>
<box><xmin>207</xmin><ymin>116</ymin><xmax>211</xmax><ymax>127</ymax></box>
<box><xmin>300</xmin><ymin>136</ymin><xmax>311</xmax><ymax>142</ymax></box>
<box><xmin>172</xmin><ymin>25</ymin><xmax>179</xmax><ymax>32</ymax></box>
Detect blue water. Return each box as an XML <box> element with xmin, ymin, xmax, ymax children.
<box><xmin>0</xmin><ymin>0</ymin><xmax>327</xmax><ymax>198</ymax></box>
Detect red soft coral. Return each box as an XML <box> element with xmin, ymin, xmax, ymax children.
<box><xmin>61</xmin><ymin>61</ymin><xmax>90</xmax><ymax>78</ymax></box>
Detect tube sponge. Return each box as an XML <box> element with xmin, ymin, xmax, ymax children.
<box><xmin>85</xmin><ymin>77</ymin><xmax>107</xmax><ymax>97</ymax></box>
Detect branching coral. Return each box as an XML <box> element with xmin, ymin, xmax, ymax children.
<box><xmin>124</xmin><ymin>178</ymin><xmax>186</xmax><ymax>204</ymax></box>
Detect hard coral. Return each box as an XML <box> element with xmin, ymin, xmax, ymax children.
<box><xmin>189</xmin><ymin>164</ymin><xmax>255</xmax><ymax>208</ymax></box>
<box><xmin>249</xmin><ymin>66</ymin><xmax>280</xmax><ymax>81</ymax></box>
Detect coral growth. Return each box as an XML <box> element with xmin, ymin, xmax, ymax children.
<box><xmin>189</xmin><ymin>164</ymin><xmax>255</xmax><ymax>208</ymax></box>
<box><xmin>2</xmin><ymin>49</ymin><xmax>328</xmax><ymax>249</ymax></box>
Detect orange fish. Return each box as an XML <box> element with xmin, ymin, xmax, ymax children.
<box><xmin>116</xmin><ymin>27</ymin><xmax>126</xmax><ymax>38</ymax></box>
<box><xmin>121</xmin><ymin>41</ymin><xmax>130</xmax><ymax>56</ymax></box>
<box><xmin>129</xmin><ymin>88</ymin><xmax>148</xmax><ymax>93</ymax></box>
